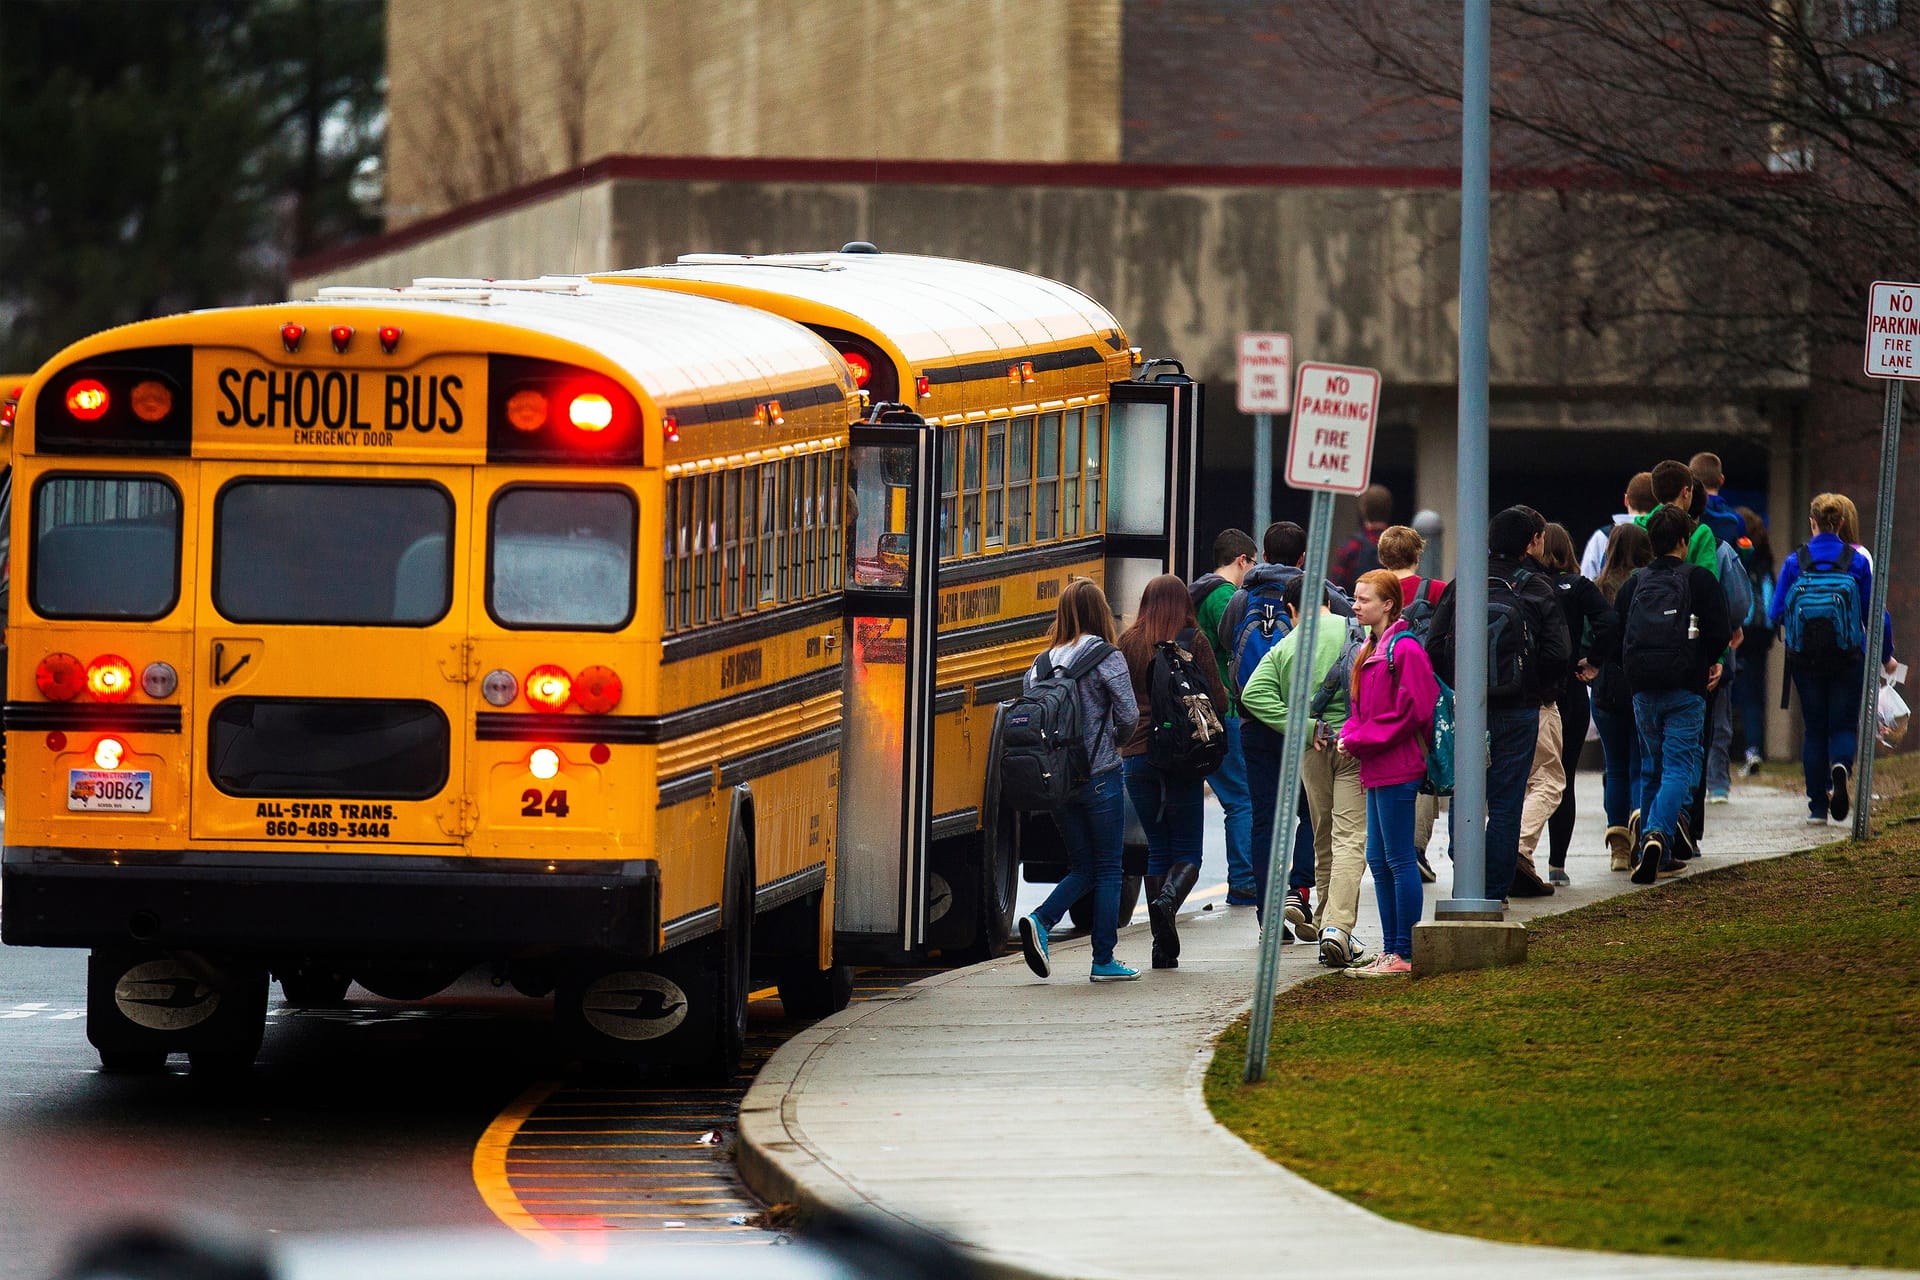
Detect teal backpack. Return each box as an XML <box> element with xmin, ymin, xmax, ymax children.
<box><xmin>1386</xmin><ymin>633</ymin><xmax>1454</xmax><ymax>797</ymax></box>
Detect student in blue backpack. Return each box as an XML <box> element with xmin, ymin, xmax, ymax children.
<box><xmin>1120</xmin><ymin>575</ymin><xmax>1231</xmax><ymax>969</ymax></box>
<box><xmin>1770</xmin><ymin>493</ymin><xmax>1897</xmax><ymax>825</ymax></box>
<box><xmin>1017</xmin><ymin>578</ymin><xmax>1142</xmax><ymax>983</ymax></box>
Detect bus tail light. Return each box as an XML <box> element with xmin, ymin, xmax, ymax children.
<box><xmin>141</xmin><ymin>662</ymin><xmax>178</xmax><ymax>699</ymax></box>
<box><xmin>66</xmin><ymin>380</ymin><xmax>110</xmax><ymax>421</ymax></box>
<box><xmin>378</xmin><ymin>325</ymin><xmax>403</xmax><ymax>354</ymax></box>
<box><xmin>281</xmin><ymin>323</ymin><xmax>305</xmax><ymax>353</ymax></box>
<box><xmin>506</xmin><ymin>389</ymin><xmax>548</xmax><ymax>432</ymax></box>
<box><xmin>663</xmin><ymin>413</ymin><xmax>679</xmax><ymax>444</ymax></box>
<box><xmin>481</xmin><ymin>669</ymin><xmax>519</xmax><ymax>707</ymax></box>
<box><xmin>525</xmin><ymin>665</ymin><xmax>572</xmax><ymax>711</ymax></box>
<box><xmin>36</xmin><ymin>653</ymin><xmax>86</xmax><ymax>701</ymax></box>
<box><xmin>843</xmin><ymin>349</ymin><xmax>873</xmax><ymax>388</ymax></box>
<box><xmin>529</xmin><ymin>747</ymin><xmax>560</xmax><ymax>781</ymax></box>
<box><xmin>93</xmin><ymin>737</ymin><xmax>126</xmax><ymax>770</ymax></box>
<box><xmin>86</xmin><ymin>655</ymin><xmax>135</xmax><ymax>702</ymax></box>
<box><xmin>130</xmin><ymin>380</ymin><xmax>174</xmax><ymax>423</ymax></box>
<box><xmin>572</xmin><ymin>666</ymin><xmax>622</xmax><ymax>714</ymax></box>
<box><xmin>567</xmin><ymin>392</ymin><xmax>613</xmax><ymax>432</ymax></box>
<box><xmin>330</xmin><ymin>325</ymin><xmax>354</xmax><ymax>353</ymax></box>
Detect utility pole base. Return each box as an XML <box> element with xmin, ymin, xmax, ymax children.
<box><xmin>1412</xmin><ymin>919</ymin><xmax>1527</xmax><ymax>978</ymax></box>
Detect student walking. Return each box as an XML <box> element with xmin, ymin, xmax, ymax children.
<box><xmin>1580</xmin><ymin>470</ymin><xmax>1656</xmax><ymax>581</ymax></box>
<box><xmin>1121</xmin><ymin>575</ymin><xmax>1231</xmax><ymax>969</ymax></box>
<box><xmin>1018</xmin><ymin>579</ymin><xmax>1142</xmax><ymax>982</ymax></box>
<box><xmin>1532</xmin><ymin>523</ymin><xmax>1614</xmax><ymax>886</ymax></box>
<box><xmin>1428</xmin><ymin>508</ymin><xmax>1571</xmax><ymax>902</ymax></box>
<box><xmin>1337</xmin><ymin>570</ymin><xmax>1439</xmax><ymax>977</ymax></box>
<box><xmin>1612</xmin><ymin>507</ymin><xmax>1731</xmax><ymax>882</ymax></box>
<box><xmin>1592</xmin><ymin>521</ymin><xmax>1653</xmax><ymax>869</ymax></box>
<box><xmin>1770</xmin><ymin>493</ymin><xmax>1897</xmax><ymax>825</ymax></box>
<box><xmin>1189</xmin><ymin>530</ymin><xmax>1259</xmax><ymax>902</ymax></box>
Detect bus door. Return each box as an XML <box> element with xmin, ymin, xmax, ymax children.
<box><xmin>188</xmin><ymin>463</ymin><xmax>474</xmax><ymax>849</ymax></box>
<box><xmin>1104</xmin><ymin>363</ymin><xmax>1203</xmax><ymax>621</ymax></box>
<box><xmin>836</xmin><ymin>419</ymin><xmax>940</xmax><ymax>948</ymax></box>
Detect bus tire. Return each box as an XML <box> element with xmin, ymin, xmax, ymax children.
<box><xmin>706</xmin><ymin>820</ymin><xmax>755</xmax><ymax>1079</ymax></box>
<box><xmin>954</xmin><ymin>797</ymin><xmax>1019</xmax><ymax>963</ymax></box>
<box><xmin>87</xmin><ymin>950</ymin><xmax>267</xmax><ymax>1073</ymax></box>
<box><xmin>777</xmin><ymin>957</ymin><xmax>853</xmax><ymax>1020</ymax></box>
<box><xmin>1067</xmin><ymin>874</ymin><xmax>1143</xmax><ymax>934</ymax></box>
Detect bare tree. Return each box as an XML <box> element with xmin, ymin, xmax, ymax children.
<box><xmin>1323</xmin><ymin>1</ymin><xmax>1920</xmax><ymax>402</ymax></box>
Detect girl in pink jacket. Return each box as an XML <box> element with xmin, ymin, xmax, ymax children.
<box><xmin>1337</xmin><ymin>569</ymin><xmax>1440</xmax><ymax>977</ymax></box>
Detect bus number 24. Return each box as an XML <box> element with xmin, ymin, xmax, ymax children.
<box><xmin>521</xmin><ymin>789</ymin><xmax>571</xmax><ymax>819</ymax></box>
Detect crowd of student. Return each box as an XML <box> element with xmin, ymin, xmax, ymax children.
<box><xmin>1011</xmin><ymin>456</ymin><xmax>1895</xmax><ymax>983</ymax></box>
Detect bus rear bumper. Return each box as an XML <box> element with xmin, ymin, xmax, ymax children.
<box><xmin>0</xmin><ymin>846</ymin><xmax>661</xmax><ymax>955</ymax></box>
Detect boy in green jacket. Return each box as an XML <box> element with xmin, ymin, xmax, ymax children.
<box><xmin>1240</xmin><ymin>576</ymin><xmax>1373</xmax><ymax>968</ymax></box>
<box><xmin>1635</xmin><ymin>459</ymin><xmax>1719</xmax><ymax>576</ymax></box>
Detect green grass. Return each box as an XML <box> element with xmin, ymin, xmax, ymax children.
<box><xmin>1206</xmin><ymin>761</ymin><xmax>1920</xmax><ymax>1269</ymax></box>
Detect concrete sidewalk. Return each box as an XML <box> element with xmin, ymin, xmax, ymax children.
<box><xmin>737</xmin><ymin>776</ymin><xmax>1906</xmax><ymax>1279</ymax></box>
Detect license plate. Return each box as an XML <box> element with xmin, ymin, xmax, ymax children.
<box><xmin>68</xmin><ymin>770</ymin><xmax>153</xmax><ymax>813</ymax></box>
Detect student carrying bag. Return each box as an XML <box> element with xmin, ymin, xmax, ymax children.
<box><xmin>1000</xmin><ymin>641</ymin><xmax>1116</xmax><ymax>810</ymax></box>
<box><xmin>1146</xmin><ymin>629</ymin><xmax>1227</xmax><ymax>780</ymax></box>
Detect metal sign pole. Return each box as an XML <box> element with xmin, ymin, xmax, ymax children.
<box><xmin>1851</xmin><ymin>378</ymin><xmax>1903</xmax><ymax>841</ymax></box>
<box><xmin>1253</xmin><ymin>412</ymin><xmax>1273</xmax><ymax>540</ymax></box>
<box><xmin>1436</xmin><ymin>0</ymin><xmax>1500</xmax><ymax>917</ymax></box>
<box><xmin>1243</xmin><ymin>488</ymin><xmax>1333</xmax><ymax>1083</ymax></box>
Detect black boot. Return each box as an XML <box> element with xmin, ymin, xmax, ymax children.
<box><xmin>1150</xmin><ymin>862</ymin><xmax>1202</xmax><ymax>965</ymax></box>
<box><xmin>1145</xmin><ymin>875</ymin><xmax>1172</xmax><ymax>964</ymax></box>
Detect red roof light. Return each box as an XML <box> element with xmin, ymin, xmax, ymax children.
<box><xmin>330</xmin><ymin>325</ymin><xmax>354</xmax><ymax>353</ymax></box>
<box><xmin>281</xmin><ymin>323</ymin><xmax>305</xmax><ymax>353</ymax></box>
<box><xmin>378</xmin><ymin>325</ymin><xmax>403</xmax><ymax>354</ymax></box>
<box><xmin>66</xmin><ymin>380</ymin><xmax>110</xmax><ymax>421</ymax></box>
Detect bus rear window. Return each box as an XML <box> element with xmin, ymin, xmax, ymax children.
<box><xmin>30</xmin><ymin>475</ymin><xmax>181</xmax><ymax>619</ymax></box>
<box><xmin>215</xmin><ymin>481</ymin><xmax>453</xmax><ymax>625</ymax></box>
<box><xmin>488</xmin><ymin>486</ymin><xmax>635</xmax><ymax>629</ymax></box>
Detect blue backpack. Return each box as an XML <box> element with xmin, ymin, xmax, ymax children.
<box><xmin>1782</xmin><ymin>544</ymin><xmax>1863</xmax><ymax>672</ymax></box>
<box><xmin>1385</xmin><ymin>633</ymin><xmax>1454</xmax><ymax>797</ymax></box>
<box><xmin>1229</xmin><ymin>579</ymin><xmax>1293</xmax><ymax>690</ymax></box>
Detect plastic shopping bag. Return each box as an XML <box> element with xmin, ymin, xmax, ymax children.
<box><xmin>1877</xmin><ymin>675</ymin><xmax>1910</xmax><ymax>749</ymax></box>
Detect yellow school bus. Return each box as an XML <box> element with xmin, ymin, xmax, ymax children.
<box><xmin>1</xmin><ymin>254</ymin><xmax>1206</xmax><ymax>1075</ymax></box>
<box><xmin>594</xmin><ymin>249</ymin><xmax>1205</xmax><ymax>949</ymax></box>
<box><xmin>0</xmin><ymin>281</ymin><xmax>866</xmax><ymax>1074</ymax></box>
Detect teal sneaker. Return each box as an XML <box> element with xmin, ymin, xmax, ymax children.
<box><xmin>1018</xmin><ymin>913</ymin><xmax>1051</xmax><ymax>978</ymax></box>
<box><xmin>1089</xmin><ymin>959</ymin><xmax>1140</xmax><ymax>982</ymax></box>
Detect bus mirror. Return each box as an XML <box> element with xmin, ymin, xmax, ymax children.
<box><xmin>878</xmin><ymin>531</ymin><xmax>911</xmax><ymax>564</ymax></box>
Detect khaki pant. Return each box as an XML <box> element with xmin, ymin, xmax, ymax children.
<box><xmin>1301</xmin><ymin>742</ymin><xmax>1366</xmax><ymax>938</ymax></box>
<box><xmin>1517</xmin><ymin>703</ymin><xmax>1564</xmax><ymax>870</ymax></box>
<box><xmin>1415</xmin><ymin>790</ymin><xmax>1439</xmax><ymax>853</ymax></box>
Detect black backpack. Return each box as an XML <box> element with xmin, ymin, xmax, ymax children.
<box><xmin>1146</xmin><ymin>629</ymin><xmax>1228</xmax><ymax>779</ymax></box>
<box><xmin>1623</xmin><ymin>563</ymin><xmax>1696</xmax><ymax>692</ymax></box>
<box><xmin>1399</xmin><ymin>575</ymin><xmax>1442</xmax><ymax>644</ymax></box>
<box><xmin>1485</xmin><ymin>569</ymin><xmax>1539</xmax><ymax>701</ymax></box>
<box><xmin>999</xmin><ymin>640</ymin><xmax>1116</xmax><ymax>810</ymax></box>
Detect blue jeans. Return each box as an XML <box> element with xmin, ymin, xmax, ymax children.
<box><xmin>1241</xmin><ymin>718</ymin><xmax>1316</xmax><ymax>906</ymax></box>
<box><xmin>1470</xmin><ymin>704</ymin><xmax>1539</xmax><ymax>901</ymax></box>
<box><xmin>1365</xmin><ymin>779</ymin><xmax>1423</xmax><ymax>959</ymax></box>
<box><xmin>1591</xmin><ymin>701</ymin><xmax>1641</xmax><ymax>828</ymax></box>
<box><xmin>1634</xmin><ymin>689</ymin><xmax>1706</xmax><ymax>843</ymax></box>
<box><xmin>1791</xmin><ymin>658</ymin><xmax>1864</xmax><ymax>818</ymax></box>
<box><xmin>1035</xmin><ymin>768</ymin><xmax>1127</xmax><ymax>964</ymax></box>
<box><xmin>1706</xmin><ymin>667</ymin><xmax>1735</xmax><ymax>796</ymax></box>
<box><xmin>1123</xmin><ymin>756</ymin><xmax>1205</xmax><ymax>877</ymax></box>
<box><xmin>1209</xmin><ymin>716</ymin><xmax>1254</xmax><ymax>891</ymax></box>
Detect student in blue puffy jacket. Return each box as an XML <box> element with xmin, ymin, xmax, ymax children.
<box><xmin>1770</xmin><ymin>493</ymin><xmax>1897</xmax><ymax>825</ymax></box>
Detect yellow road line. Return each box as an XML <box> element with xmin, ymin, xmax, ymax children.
<box><xmin>472</xmin><ymin>1079</ymin><xmax>564</xmax><ymax>1248</ymax></box>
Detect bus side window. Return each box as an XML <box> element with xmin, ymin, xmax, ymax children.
<box><xmin>1085</xmin><ymin>406</ymin><xmax>1105</xmax><ymax>534</ymax></box>
<box><xmin>1007</xmin><ymin>417</ymin><xmax>1033</xmax><ymax>547</ymax></box>
<box><xmin>1063</xmin><ymin>409</ymin><xmax>1084</xmax><ymax>537</ymax></box>
<box><xmin>1035</xmin><ymin>412</ymin><xmax>1060</xmax><ymax>541</ymax></box>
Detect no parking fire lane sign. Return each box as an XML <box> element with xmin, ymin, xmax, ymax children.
<box><xmin>1285</xmin><ymin>361</ymin><xmax>1381</xmax><ymax>495</ymax></box>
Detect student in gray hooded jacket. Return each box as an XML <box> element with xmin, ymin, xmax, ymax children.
<box><xmin>1017</xmin><ymin>578</ymin><xmax>1142</xmax><ymax>983</ymax></box>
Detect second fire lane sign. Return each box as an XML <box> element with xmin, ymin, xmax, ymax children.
<box><xmin>1285</xmin><ymin>361</ymin><xmax>1381</xmax><ymax>495</ymax></box>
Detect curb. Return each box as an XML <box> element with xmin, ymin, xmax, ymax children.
<box><xmin>733</xmin><ymin>945</ymin><xmax>1105</xmax><ymax>1280</ymax></box>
